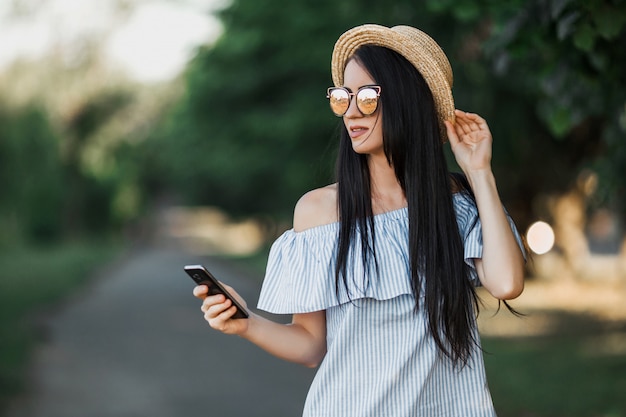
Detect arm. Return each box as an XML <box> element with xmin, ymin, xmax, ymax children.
<box><xmin>194</xmin><ymin>285</ymin><xmax>327</xmax><ymax>368</ymax></box>
<box><xmin>193</xmin><ymin>188</ymin><xmax>336</xmax><ymax>367</ymax></box>
<box><xmin>244</xmin><ymin>309</ymin><xmax>326</xmax><ymax>368</ymax></box>
<box><xmin>445</xmin><ymin>110</ymin><xmax>525</xmax><ymax>300</ymax></box>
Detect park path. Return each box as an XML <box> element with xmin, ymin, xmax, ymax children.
<box><xmin>6</xmin><ymin>244</ymin><xmax>315</xmax><ymax>417</ymax></box>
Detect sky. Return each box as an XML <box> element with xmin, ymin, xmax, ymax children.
<box><xmin>0</xmin><ymin>0</ymin><xmax>226</xmax><ymax>83</ymax></box>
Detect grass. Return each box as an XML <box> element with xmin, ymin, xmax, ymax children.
<box><xmin>484</xmin><ymin>316</ymin><xmax>626</xmax><ymax>417</ymax></box>
<box><xmin>0</xmin><ymin>241</ymin><xmax>121</xmax><ymax>412</ymax></box>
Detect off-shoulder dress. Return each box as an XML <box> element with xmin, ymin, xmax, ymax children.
<box><xmin>258</xmin><ymin>192</ymin><xmax>524</xmax><ymax>417</ymax></box>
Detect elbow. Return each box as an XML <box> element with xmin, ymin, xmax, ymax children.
<box><xmin>305</xmin><ymin>354</ymin><xmax>326</xmax><ymax>369</ymax></box>
<box><xmin>481</xmin><ymin>254</ymin><xmax>526</xmax><ymax>300</ymax></box>
<box><xmin>304</xmin><ymin>361</ymin><xmax>320</xmax><ymax>369</ymax></box>
<box><xmin>494</xmin><ymin>283</ymin><xmax>524</xmax><ymax>300</ymax></box>
<box><xmin>490</xmin><ymin>271</ymin><xmax>525</xmax><ymax>300</ymax></box>
<box><xmin>301</xmin><ymin>350</ymin><xmax>326</xmax><ymax>369</ymax></box>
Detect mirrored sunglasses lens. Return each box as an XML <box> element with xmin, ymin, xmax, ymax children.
<box><xmin>329</xmin><ymin>89</ymin><xmax>349</xmax><ymax>115</ymax></box>
<box><xmin>356</xmin><ymin>88</ymin><xmax>379</xmax><ymax>115</ymax></box>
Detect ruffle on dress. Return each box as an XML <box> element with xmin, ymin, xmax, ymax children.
<box><xmin>257</xmin><ymin>193</ymin><xmax>523</xmax><ymax>315</ymax></box>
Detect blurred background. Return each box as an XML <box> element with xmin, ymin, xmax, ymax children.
<box><xmin>1</xmin><ymin>0</ymin><xmax>625</xmax><ymax>416</ymax></box>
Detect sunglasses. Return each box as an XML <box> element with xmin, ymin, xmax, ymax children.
<box><xmin>326</xmin><ymin>85</ymin><xmax>382</xmax><ymax>117</ymax></box>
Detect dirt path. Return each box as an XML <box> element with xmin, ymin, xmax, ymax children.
<box><xmin>6</xmin><ymin>245</ymin><xmax>315</xmax><ymax>417</ymax></box>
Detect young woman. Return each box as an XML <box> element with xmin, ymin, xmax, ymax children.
<box><xmin>194</xmin><ymin>24</ymin><xmax>526</xmax><ymax>416</ymax></box>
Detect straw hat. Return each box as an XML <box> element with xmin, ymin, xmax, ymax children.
<box><xmin>331</xmin><ymin>24</ymin><xmax>455</xmax><ymax>141</ymax></box>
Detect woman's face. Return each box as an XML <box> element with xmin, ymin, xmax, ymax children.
<box><xmin>342</xmin><ymin>59</ymin><xmax>384</xmax><ymax>156</ymax></box>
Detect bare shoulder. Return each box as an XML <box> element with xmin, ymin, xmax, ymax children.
<box><xmin>293</xmin><ymin>184</ymin><xmax>338</xmax><ymax>232</ymax></box>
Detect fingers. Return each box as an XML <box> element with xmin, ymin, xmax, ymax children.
<box><xmin>207</xmin><ymin>303</ymin><xmax>237</xmax><ymax>323</ymax></box>
<box><xmin>455</xmin><ymin>109</ymin><xmax>488</xmax><ymax>130</ymax></box>
<box><xmin>444</xmin><ymin>119</ymin><xmax>459</xmax><ymax>147</ymax></box>
<box><xmin>193</xmin><ymin>285</ymin><xmax>209</xmax><ymax>299</ymax></box>
<box><xmin>454</xmin><ymin>110</ymin><xmax>475</xmax><ymax>133</ymax></box>
<box><xmin>202</xmin><ymin>296</ymin><xmax>238</xmax><ymax>332</ymax></box>
<box><xmin>200</xmin><ymin>293</ymin><xmax>227</xmax><ymax>313</ymax></box>
<box><xmin>204</xmin><ymin>298</ymin><xmax>233</xmax><ymax>320</ymax></box>
<box><xmin>455</xmin><ymin>109</ymin><xmax>482</xmax><ymax>121</ymax></box>
<box><xmin>193</xmin><ymin>281</ymin><xmax>248</xmax><ymax>334</ymax></box>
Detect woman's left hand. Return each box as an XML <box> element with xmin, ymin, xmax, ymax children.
<box><xmin>444</xmin><ymin>109</ymin><xmax>493</xmax><ymax>174</ymax></box>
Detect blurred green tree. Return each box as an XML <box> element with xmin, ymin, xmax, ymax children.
<box><xmin>153</xmin><ymin>0</ymin><xmax>468</xmax><ymax>220</ymax></box>
<box><xmin>446</xmin><ymin>0</ymin><xmax>625</xmax><ymax>223</ymax></box>
<box><xmin>60</xmin><ymin>90</ymin><xmax>134</xmax><ymax>235</ymax></box>
<box><xmin>0</xmin><ymin>46</ymin><xmax>178</xmax><ymax>242</ymax></box>
<box><xmin>155</xmin><ymin>0</ymin><xmax>625</xmax><ymax>231</ymax></box>
<box><xmin>0</xmin><ymin>104</ymin><xmax>64</xmax><ymax>243</ymax></box>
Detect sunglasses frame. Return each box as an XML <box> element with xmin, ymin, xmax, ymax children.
<box><xmin>326</xmin><ymin>85</ymin><xmax>382</xmax><ymax>117</ymax></box>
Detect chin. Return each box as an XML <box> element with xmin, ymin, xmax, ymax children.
<box><xmin>352</xmin><ymin>144</ymin><xmax>383</xmax><ymax>155</ymax></box>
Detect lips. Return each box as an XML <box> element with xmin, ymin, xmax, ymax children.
<box><xmin>348</xmin><ymin>125</ymin><xmax>369</xmax><ymax>139</ymax></box>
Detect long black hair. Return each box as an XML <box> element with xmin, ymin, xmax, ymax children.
<box><xmin>334</xmin><ymin>45</ymin><xmax>479</xmax><ymax>366</ymax></box>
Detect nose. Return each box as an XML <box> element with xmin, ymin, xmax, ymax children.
<box><xmin>343</xmin><ymin>94</ymin><xmax>361</xmax><ymax>118</ymax></box>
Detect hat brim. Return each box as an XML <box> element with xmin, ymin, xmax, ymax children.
<box><xmin>331</xmin><ymin>24</ymin><xmax>455</xmax><ymax>141</ymax></box>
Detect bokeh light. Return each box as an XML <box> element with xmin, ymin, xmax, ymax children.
<box><xmin>526</xmin><ymin>221</ymin><xmax>556</xmax><ymax>255</ymax></box>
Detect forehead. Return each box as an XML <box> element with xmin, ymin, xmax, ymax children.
<box><xmin>342</xmin><ymin>59</ymin><xmax>375</xmax><ymax>88</ymax></box>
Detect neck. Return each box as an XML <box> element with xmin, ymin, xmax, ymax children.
<box><xmin>367</xmin><ymin>154</ymin><xmax>406</xmax><ymax>213</ymax></box>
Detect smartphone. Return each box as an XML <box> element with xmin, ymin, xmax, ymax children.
<box><xmin>184</xmin><ymin>264</ymin><xmax>249</xmax><ymax>319</ymax></box>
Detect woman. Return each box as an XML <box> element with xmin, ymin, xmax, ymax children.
<box><xmin>194</xmin><ymin>24</ymin><xmax>526</xmax><ymax>416</ymax></box>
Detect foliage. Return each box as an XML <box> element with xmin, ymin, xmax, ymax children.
<box><xmin>0</xmin><ymin>0</ymin><xmax>624</xmax><ymax>242</ymax></box>
<box><xmin>155</xmin><ymin>0</ymin><xmax>625</xmax><ymax>230</ymax></box>
<box><xmin>0</xmin><ymin>51</ymin><xmax>180</xmax><ymax>243</ymax></box>
<box><xmin>415</xmin><ymin>0</ymin><xmax>626</xmax><ymax>226</ymax></box>
<box><xmin>484</xmin><ymin>330</ymin><xmax>626</xmax><ymax>416</ymax></box>
<box><xmin>0</xmin><ymin>104</ymin><xmax>65</xmax><ymax>243</ymax></box>
<box><xmin>154</xmin><ymin>0</ymin><xmax>469</xmax><ymax>219</ymax></box>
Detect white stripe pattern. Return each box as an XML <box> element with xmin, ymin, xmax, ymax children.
<box><xmin>257</xmin><ymin>192</ymin><xmax>524</xmax><ymax>416</ymax></box>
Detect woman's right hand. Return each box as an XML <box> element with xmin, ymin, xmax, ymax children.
<box><xmin>193</xmin><ymin>284</ymin><xmax>250</xmax><ymax>335</ymax></box>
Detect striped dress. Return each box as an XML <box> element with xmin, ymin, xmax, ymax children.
<box><xmin>257</xmin><ymin>192</ymin><xmax>524</xmax><ymax>417</ymax></box>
